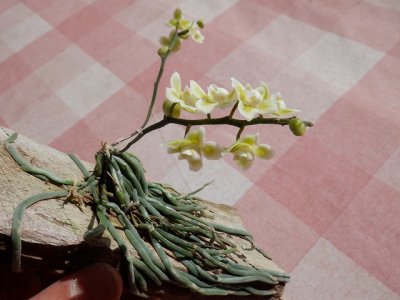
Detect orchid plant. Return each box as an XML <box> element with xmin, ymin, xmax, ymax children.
<box><xmin>5</xmin><ymin>8</ymin><xmax>313</xmax><ymax>298</ymax></box>
<box><xmin>113</xmin><ymin>8</ymin><xmax>312</xmax><ymax>172</ymax></box>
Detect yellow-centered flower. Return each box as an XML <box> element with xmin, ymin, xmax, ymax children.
<box><xmin>270</xmin><ymin>93</ymin><xmax>300</xmax><ymax>116</ymax></box>
<box><xmin>166</xmin><ymin>127</ymin><xmax>223</xmax><ymax>171</ymax></box>
<box><xmin>190</xmin><ymin>81</ymin><xmax>236</xmax><ymax>114</ymax></box>
<box><xmin>225</xmin><ymin>134</ymin><xmax>274</xmax><ymax>170</ymax></box>
<box><xmin>166</xmin><ymin>72</ymin><xmax>201</xmax><ymax>113</ymax></box>
<box><xmin>231</xmin><ymin>78</ymin><xmax>278</xmax><ymax>121</ymax></box>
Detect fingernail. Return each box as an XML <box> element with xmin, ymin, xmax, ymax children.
<box><xmin>69</xmin><ymin>263</ymin><xmax>123</xmax><ymax>300</ymax></box>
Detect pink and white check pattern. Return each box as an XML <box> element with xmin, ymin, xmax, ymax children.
<box><xmin>1</xmin><ymin>1</ymin><xmax>400</xmax><ymax>298</ymax></box>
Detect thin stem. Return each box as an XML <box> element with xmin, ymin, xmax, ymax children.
<box><xmin>228</xmin><ymin>102</ymin><xmax>238</xmax><ymax>119</ymax></box>
<box><xmin>236</xmin><ymin>127</ymin><xmax>244</xmax><ymax>140</ymax></box>
<box><xmin>119</xmin><ymin>116</ymin><xmax>313</xmax><ymax>152</ymax></box>
<box><xmin>112</xmin><ymin>30</ymin><xmax>179</xmax><ymax>147</ymax></box>
<box><xmin>184</xmin><ymin>124</ymin><xmax>192</xmax><ymax>136</ymax></box>
<box><xmin>141</xmin><ymin>55</ymin><xmax>168</xmax><ymax>130</ymax></box>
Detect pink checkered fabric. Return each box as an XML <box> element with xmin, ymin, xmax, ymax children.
<box><xmin>1</xmin><ymin>1</ymin><xmax>400</xmax><ymax>298</ymax></box>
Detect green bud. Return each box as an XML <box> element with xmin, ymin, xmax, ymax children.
<box><xmin>196</xmin><ymin>19</ymin><xmax>204</xmax><ymax>29</ymax></box>
<box><xmin>178</xmin><ymin>29</ymin><xmax>190</xmax><ymax>37</ymax></box>
<box><xmin>173</xmin><ymin>8</ymin><xmax>182</xmax><ymax>19</ymax></box>
<box><xmin>289</xmin><ymin>118</ymin><xmax>307</xmax><ymax>136</ymax></box>
<box><xmin>163</xmin><ymin>100</ymin><xmax>181</xmax><ymax>118</ymax></box>
<box><xmin>179</xmin><ymin>33</ymin><xmax>189</xmax><ymax>40</ymax></box>
<box><xmin>159</xmin><ymin>36</ymin><xmax>170</xmax><ymax>46</ymax></box>
<box><xmin>157</xmin><ymin>46</ymin><xmax>169</xmax><ymax>57</ymax></box>
<box><xmin>169</xmin><ymin>30</ymin><xmax>177</xmax><ymax>40</ymax></box>
<box><xmin>171</xmin><ymin>38</ymin><xmax>181</xmax><ymax>52</ymax></box>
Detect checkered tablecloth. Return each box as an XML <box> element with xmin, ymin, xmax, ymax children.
<box><xmin>1</xmin><ymin>1</ymin><xmax>399</xmax><ymax>298</ymax></box>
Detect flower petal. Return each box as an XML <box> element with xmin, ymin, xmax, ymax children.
<box><xmin>203</xmin><ymin>141</ymin><xmax>223</xmax><ymax>160</ymax></box>
<box><xmin>195</xmin><ymin>99</ymin><xmax>217</xmax><ymax>114</ymax></box>
<box><xmin>231</xmin><ymin>78</ymin><xmax>244</xmax><ymax>94</ymax></box>
<box><xmin>190</xmin><ymin>80</ymin><xmax>207</xmax><ymax>98</ymax></box>
<box><xmin>238</xmin><ymin>102</ymin><xmax>258</xmax><ymax>121</ymax></box>
<box><xmin>178</xmin><ymin>147</ymin><xmax>203</xmax><ymax>171</ymax></box>
<box><xmin>233</xmin><ymin>151</ymin><xmax>254</xmax><ymax>170</ymax></box>
<box><xmin>181</xmin><ymin>148</ymin><xmax>201</xmax><ymax>160</ymax></box>
<box><xmin>255</xmin><ymin>144</ymin><xmax>274</xmax><ymax>159</ymax></box>
<box><xmin>179</xmin><ymin>102</ymin><xmax>198</xmax><ymax>113</ymax></box>
<box><xmin>260</xmin><ymin>82</ymin><xmax>271</xmax><ymax>100</ymax></box>
<box><xmin>179</xmin><ymin>19</ymin><xmax>192</xmax><ymax>30</ymax></box>
<box><xmin>274</xmin><ymin>107</ymin><xmax>301</xmax><ymax>116</ymax></box>
<box><xmin>185</xmin><ymin>127</ymin><xmax>205</xmax><ymax>145</ymax></box>
<box><xmin>191</xmin><ymin>28</ymin><xmax>204</xmax><ymax>43</ymax></box>
<box><xmin>187</xmin><ymin>158</ymin><xmax>203</xmax><ymax>171</ymax></box>
<box><xmin>257</xmin><ymin>99</ymin><xmax>278</xmax><ymax>115</ymax></box>
<box><xmin>166</xmin><ymin>88</ymin><xmax>183</xmax><ymax>103</ymax></box>
<box><xmin>170</xmin><ymin>72</ymin><xmax>181</xmax><ymax>92</ymax></box>
<box><xmin>239</xmin><ymin>134</ymin><xmax>258</xmax><ymax>146</ymax></box>
<box><xmin>166</xmin><ymin>140</ymin><xmax>182</xmax><ymax>151</ymax></box>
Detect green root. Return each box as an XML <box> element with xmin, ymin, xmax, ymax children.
<box><xmin>4</xmin><ymin>132</ymin><xmax>288</xmax><ymax>297</ymax></box>
<box><xmin>11</xmin><ymin>190</ymin><xmax>69</xmax><ymax>272</ymax></box>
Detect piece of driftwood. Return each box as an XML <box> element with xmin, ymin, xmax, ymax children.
<box><xmin>0</xmin><ymin>127</ymin><xmax>286</xmax><ymax>299</ymax></box>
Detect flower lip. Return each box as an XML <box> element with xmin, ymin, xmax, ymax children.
<box><xmin>225</xmin><ymin>133</ymin><xmax>274</xmax><ymax>169</ymax></box>
<box><xmin>165</xmin><ymin>127</ymin><xmax>224</xmax><ymax>171</ymax></box>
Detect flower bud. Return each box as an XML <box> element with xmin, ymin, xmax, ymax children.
<box><xmin>178</xmin><ymin>29</ymin><xmax>190</xmax><ymax>37</ymax></box>
<box><xmin>159</xmin><ymin>36</ymin><xmax>170</xmax><ymax>46</ymax></box>
<box><xmin>173</xmin><ymin>8</ymin><xmax>182</xmax><ymax>20</ymax></box>
<box><xmin>163</xmin><ymin>99</ymin><xmax>181</xmax><ymax>118</ymax></box>
<box><xmin>197</xmin><ymin>19</ymin><xmax>204</xmax><ymax>29</ymax></box>
<box><xmin>169</xmin><ymin>30</ymin><xmax>176</xmax><ymax>40</ymax></box>
<box><xmin>170</xmin><ymin>38</ymin><xmax>181</xmax><ymax>52</ymax></box>
<box><xmin>289</xmin><ymin>118</ymin><xmax>307</xmax><ymax>136</ymax></box>
<box><xmin>157</xmin><ymin>46</ymin><xmax>169</xmax><ymax>57</ymax></box>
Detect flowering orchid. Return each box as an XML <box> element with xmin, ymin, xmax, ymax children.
<box><xmin>225</xmin><ymin>134</ymin><xmax>274</xmax><ymax>170</ymax></box>
<box><xmin>190</xmin><ymin>81</ymin><xmax>236</xmax><ymax>114</ymax></box>
<box><xmin>166</xmin><ymin>72</ymin><xmax>201</xmax><ymax>113</ymax></box>
<box><xmin>166</xmin><ymin>127</ymin><xmax>223</xmax><ymax>171</ymax></box>
<box><xmin>231</xmin><ymin>78</ymin><xmax>278</xmax><ymax>121</ymax></box>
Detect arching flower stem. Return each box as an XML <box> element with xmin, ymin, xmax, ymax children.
<box><xmin>119</xmin><ymin>115</ymin><xmax>313</xmax><ymax>152</ymax></box>
<box><xmin>112</xmin><ymin>28</ymin><xmax>179</xmax><ymax>147</ymax></box>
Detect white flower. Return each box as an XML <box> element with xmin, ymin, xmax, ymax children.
<box><xmin>166</xmin><ymin>72</ymin><xmax>201</xmax><ymax>113</ymax></box>
<box><xmin>225</xmin><ymin>134</ymin><xmax>274</xmax><ymax>170</ymax></box>
<box><xmin>231</xmin><ymin>78</ymin><xmax>277</xmax><ymax>121</ymax></box>
<box><xmin>270</xmin><ymin>93</ymin><xmax>300</xmax><ymax>116</ymax></box>
<box><xmin>188</xmin><ymin>25</ymin><xmax>204</xmax><ymax>43</ymax></box>
<box><xmin>190</xmin><ymin>81</ymin><xmax>236</xmax><ymax>114</ymax></box>
<box><xmin>166</xmin><ymin>127</ymin><xmax>223</xmax><ymax>171</ymax></box>
<box><xmin>231</xmin><ymin>78</ymin><xmax>300</xmax><ymax>120</ymax></box>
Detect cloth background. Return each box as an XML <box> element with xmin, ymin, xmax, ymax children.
<box><xmin>1</xmin><ymin>0</ymin><xmax>399</xmax><ymax>298</ymax></box>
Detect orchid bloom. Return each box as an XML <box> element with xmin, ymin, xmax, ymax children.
<box><xmin>190</xmin><ymin>81</ymin><xmax>236</xmax><ymax>114</ymax></box>
<box><xmin>225</xmin><ymin>134</ymin><xmax>274</xmax><ymax>170</ymax></box>
<box><xmin>166</xmin><ymin>72</ymin><xmax>201</xmax><ymax>113</ymax></box>
<box><xmin>167</xmin><ymin>11</ymin><xmax>204</xmax><ymax>43</ymax></box>
<box><xmin>231</xmin><ymin>78</ymin><xmax>278</xmax><ymax>121</ymax></box>
<box><xmin>189</xmin><ymin>26</ymin><xmax>204</xmax><ymax>43</ymax></box>
<box><xmin>270</xmin><ymin>93</ymin><xmax>300</xmax><ymax>116</ymax></box>
<box><xmin>166</xmin><ymin>127</ymin><xmax>223</xmax><ymax>171</ymax></box>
